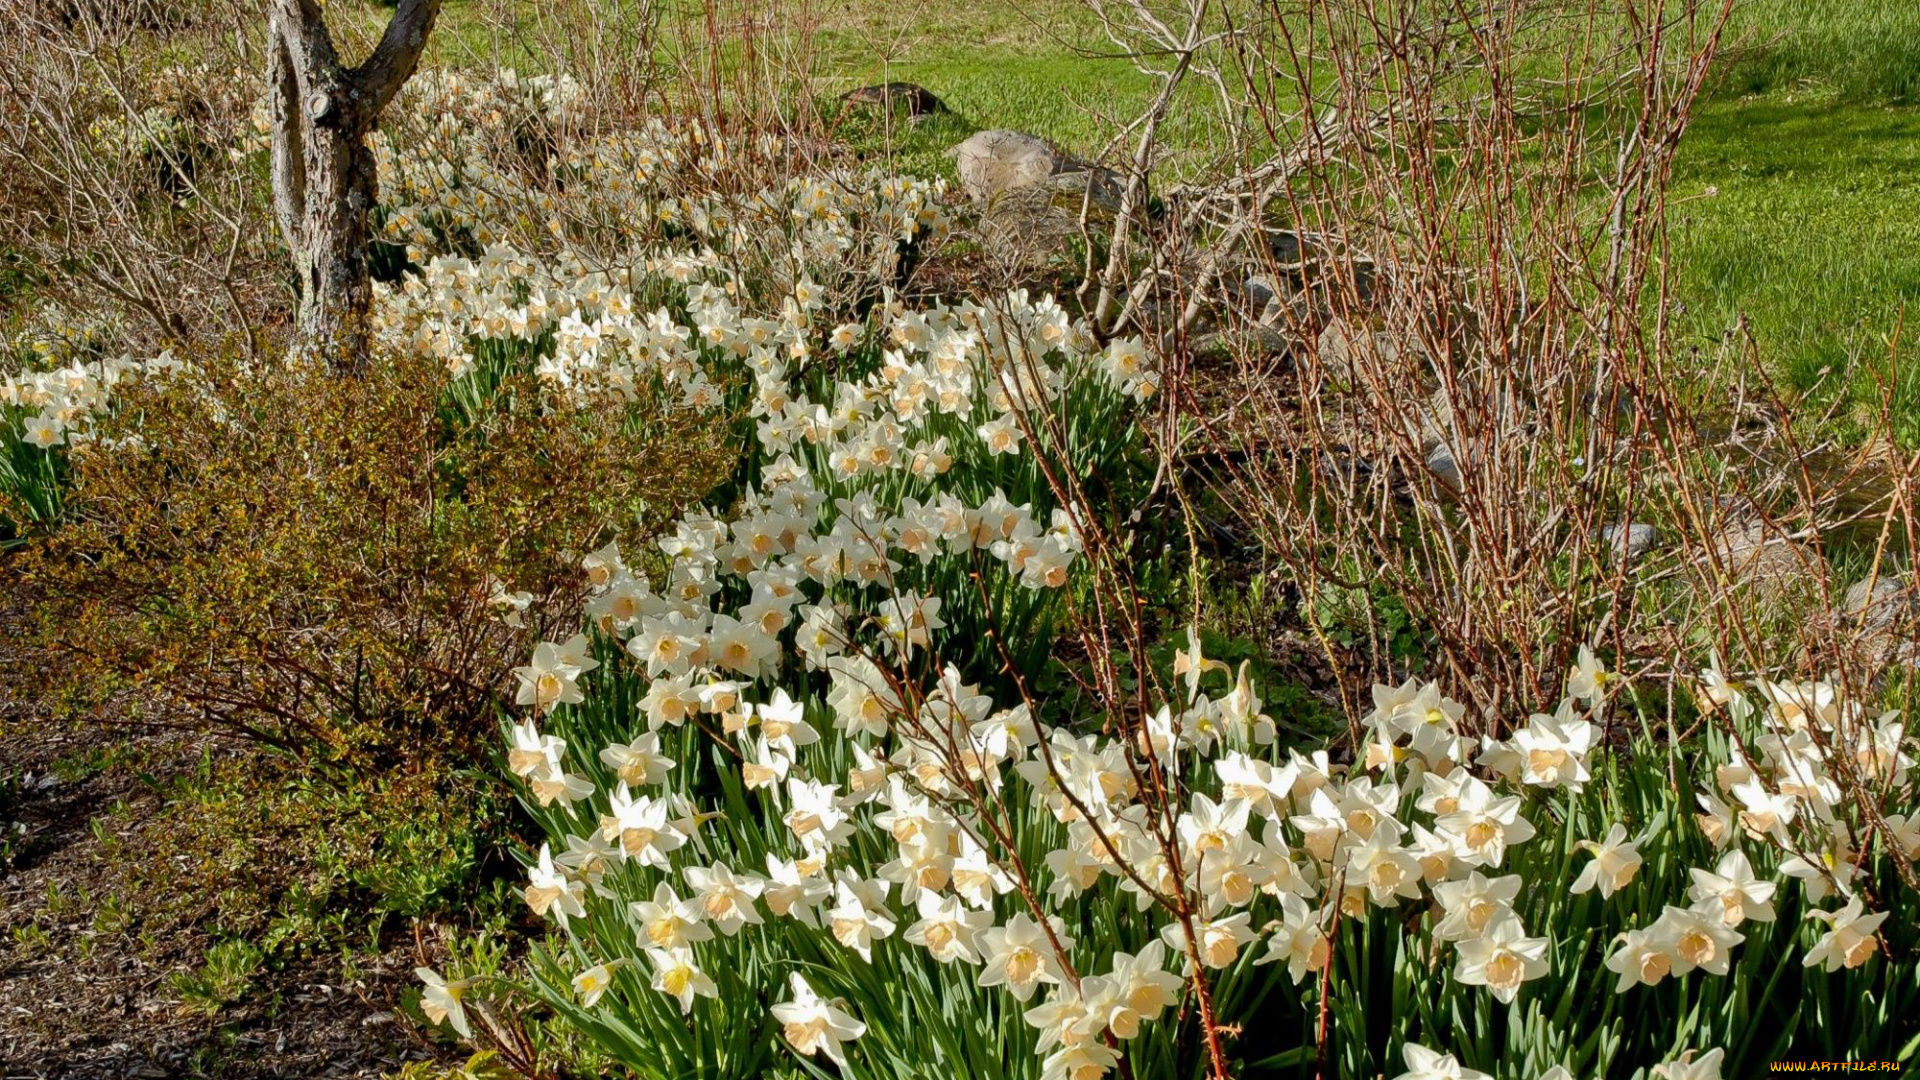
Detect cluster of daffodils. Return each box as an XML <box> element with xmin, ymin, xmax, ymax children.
<box><xmin>367</xmin><ymin>92</ymin><xmax>980</xmax><ymax>424</ymax></box>
<box><xmin>374</xmin><ymin>155</ymin><xmax>947</xmax><ymax>316</ymax></box>
<box><xmin>370</xmin><ymin>68</ymin><xmax>587</xmax><ymax>255</ymax></box>
<box><xmin>1</xmin><ymin>313</ymin><xmax>186</xmax><ymax>534</ymax></box>
<box><xmin>373</xmin><ymin>229</ymin><xmax>1151</xmax><ymax>502</ymax></box>
<box><xmin>371</xmin><ymin>67</ymin><xmax>950</xmax><ymax>302</ymax></box>
<box><xmin>1664</xmin><ymin>675</ymin><xmax>1915</xmax><ymax>974</ymax></box>
<box><xmin>2</xmin><ymin>328</ymin><xmax>185</xmax><ymax>451</ymax></box>
<box><xmin>408</xmin><ymin>67</ymin><xmax>585</xmax><ymax>132</ymax></box>
<box><xmin>436</xmin><ymin>576</ymin><xmax>1920</xmax><ymax>1080</ymax></box>
<box><xmin>1395</xmin><ymin>1044</ymin><xmax>1729</xmax><ymax>1080</ymax></box>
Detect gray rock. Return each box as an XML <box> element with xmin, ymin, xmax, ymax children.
<box><xmin>1313</xmin><ymin>318</ymin><xmax>1400</xmax><ymax>383</ymax></box>
<box><xmin>959</xmin><ymin>131</ymin><xmax>1127</xmax><ymax>271</ymax></box>
<box><xmin>1601</xmin><ymin>523</ymin><xmax>1662</xmax><ymax>561</ymax></box>
<box><xmin>1844</xmin><ymin>575</ymin><xmax>1914</xmax><ymax>633</ymax></box>
<box><xmin>1242</xmin><ymin>275</ymin><xmax>1277</xmax><ymax>311</ymax></box>
<box><xmin>1041</xmin><ymin>167</ymin><xmax>1124</xmax><ymax>217</ymax></box>
<box><xmin>1699</xmin><ymin>504</ymin><xmax>1820</xmax><ymax>606</ymax></box>
<box><xmin>955</xmin><ymin>130</ymin><xmax>1064</xmax><ymax>203</ymax></box>
<box><xmin>1241</xmin><ymin>276</ymin><xmax>1295</xmax><ymax>328</ymax></box>
<box><xmin>1424</xmin><ymin>441</ymin><xmax>1461</xmax><ymax>491</ymax></box>
<box><xmin>1261</xmin><ymin>232</ymin><xmax>1382</xmax><ymax>309</ymax></box>
<box><xmin>953</xmin><ymin>129</ymin><xmax>1120</xmax><ymax>211</ymax></box>
<box><xmin>1837</xmin><ymin>573</ymin><xmax>1920</xmax><ymax>675</ymax></box>
<box><xmin>1268</xmin><ymin>230</ymin><xmax>1318</xmax><ymax>265</ymax></box>
<box><xmin>975</xmin><ymin>187</ymin><xmax>1071</xmax><ymax>268</ymax></box>
<box><xmin>1189</xmin><ymin>326</ymin><xmax>1294</xmax><ymax>360</ymax></box>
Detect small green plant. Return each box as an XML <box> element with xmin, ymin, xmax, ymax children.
<box><xmin>91</xmin><ymin>894</ymin><xmax>134</xmax><ymax>938</ymax></box>
<box><xmin>1306</xmin><ymin>576</ymin><xmax>1430</xmax><ymax>667</ymax></box>
<box><xmin>9</xmin><ymin>923</ymin><xmax>52</xmax><ymax>957</ymax></box>
<box><xmin>42</xmin><ymin>879</ymin><xmax>86</xmax><ymax>920</ymax></box>
<box><xmin>382</xmin><ymin>1050</ymin><xmax>521</xmax><ymax>1080</ymax></box>
<box><xmin>167</xmin><ymin>937</ymin><xmax>264</xmax><ymax>1017</ymax></box>
<box><xmin>51</xmin><ymin>743</ymin><xmax>132</xmax><ymax>784</ymax></box>
<box><xmin>0</xmin><ymin>822</ymin><xmax>26</xmax><ymax>867</ymax></box>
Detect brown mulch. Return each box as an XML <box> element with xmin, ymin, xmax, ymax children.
<box><xmin>0</xmin><ymin>585</ymin><xmax>453</xmax><ymax>1080</ymax></box>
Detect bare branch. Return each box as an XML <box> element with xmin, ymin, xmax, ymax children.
<box><xmin>349</xmin><ymin>0</ymin><xmax>445</xmax><ymax>124</ymax></box>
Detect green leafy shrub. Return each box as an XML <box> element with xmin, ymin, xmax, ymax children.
<box><xmin>167</xmin><ymin>937</ymin><xmax>264</xmax><ymax>1017</ymax></box>
<box><xmin>22</xmin><ymin>338</ymin><xmax>728</xmax><ymax>764</ymax></box>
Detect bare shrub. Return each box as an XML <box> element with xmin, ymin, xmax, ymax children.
<box><xmin>0</xmin><ymin>0</ymin><xmax>276</xmax><ymax>352</ymax></box>
<box><xmin>1070</xmin><ymin>0</ymin><xmax>1920</xmax><ymax>912</ymax></box>
<box><xmin>1090</xmin><ymin>2</ymin><xmax>1732</xmax><ymax>719</ymax></box>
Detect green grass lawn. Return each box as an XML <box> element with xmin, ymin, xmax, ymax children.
<box><xmin>1670</xmin><ymin>93</ymin><xmax>1920</xmax><ymax>439</ymax></box>
<box><xmin>803</xmin><ymin>1</ymin><xmax>1167</xmax><ymax>159</ymax></box>
<box><xmin>1716</xmin><ymin>0</ymin><xmax>1920</xmax><ymax>106</ymax></box>
<box><xmin>1665</xmin><ymin>0</ymin><xmax>1920</xmax><ymax>441</ymax></box>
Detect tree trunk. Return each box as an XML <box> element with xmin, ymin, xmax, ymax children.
<box><xmin>267</xmin><ymin>0</ymin><xmax>440</xmax><ymax>370</ymax></box>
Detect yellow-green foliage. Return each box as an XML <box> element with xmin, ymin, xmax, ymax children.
<box><xmin>23</xmin><ymin>339</ymin><xmax>730</xmax><ymax>764</ymax></box>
